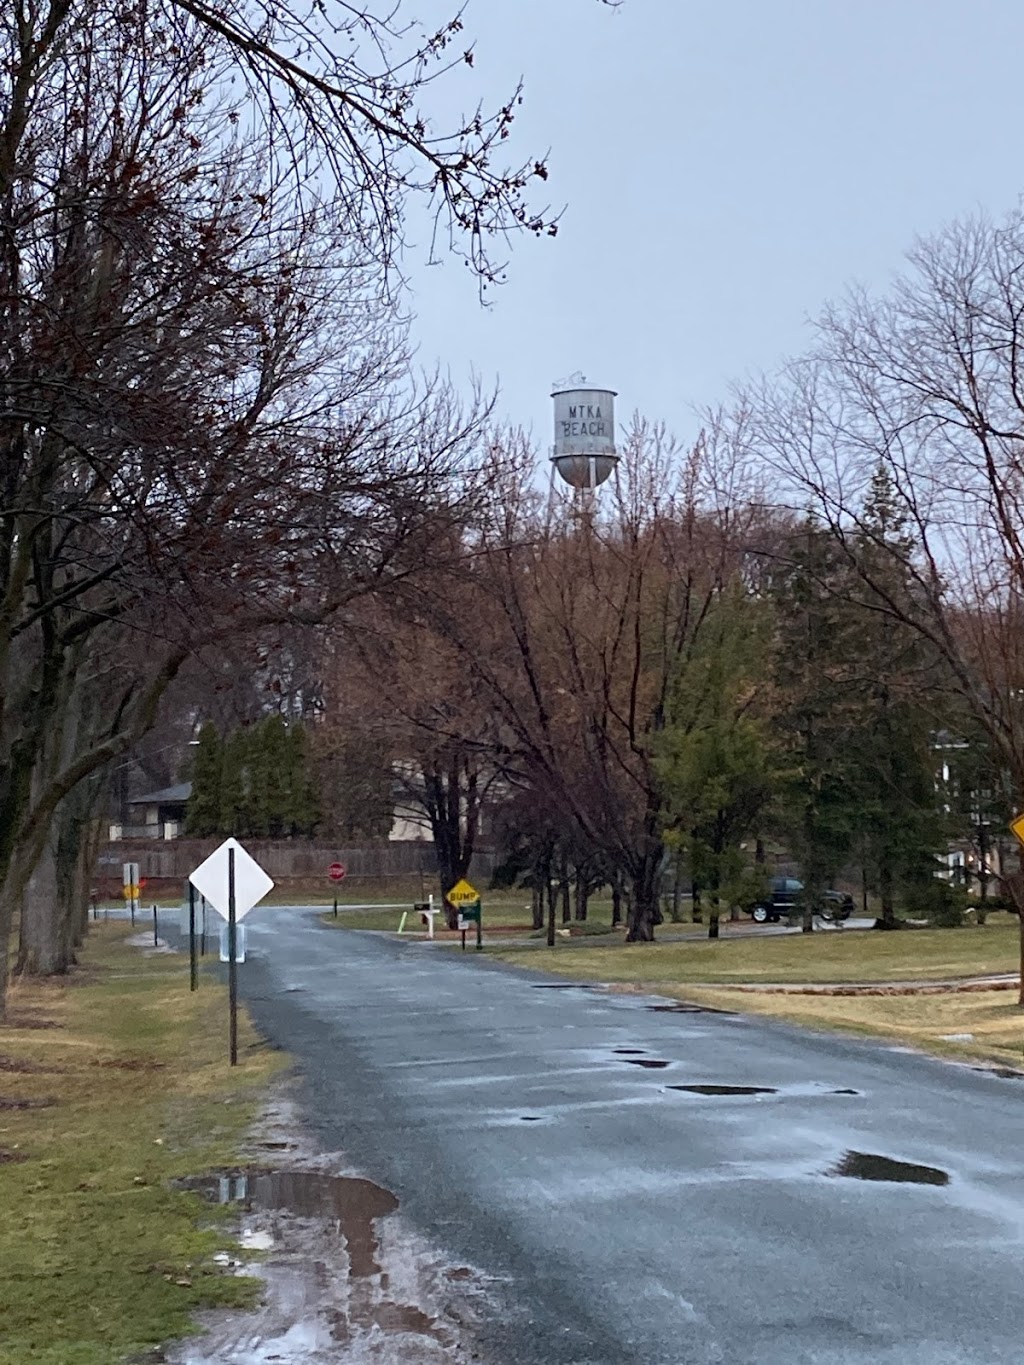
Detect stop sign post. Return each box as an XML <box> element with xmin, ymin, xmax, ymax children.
<box><xmin>329</xmin><ymin>861</ymin><xmax>346</xmax><ymax>917</ymax></box>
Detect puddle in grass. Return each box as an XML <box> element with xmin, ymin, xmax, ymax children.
<box><xmin>830</xmin><ymin>1151</ymin><xmax>950</xmax><ymax>1186</ymax></box>
<box><xmin>168</xmin><ymin>1165</ymin><xmax>484</xmax><ymax>1362</ymax></box>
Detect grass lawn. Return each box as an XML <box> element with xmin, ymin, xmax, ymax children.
<box><xmin>487</xmin><ymin>915</ymin><xmax>1022</xmax><ymax>986</ymax></box>
<box><xmin>486</xmin><ymin>914</ymin><xmax>1024</xmax><ymax>1068</ymax></box>
<box><xmin>677</xmin><ymin>985</ymin><xmax>1024</xmax><ymax>1070</ymax></box>
<box><xmin>0</xmin><ymin>922</ymin><xmax>285</xmax><ymax>1365</ymax></box>
<box><xmin>319</xmin><ymin>894</ymin><xmax>596</xmax><ymax>934</ymax></box>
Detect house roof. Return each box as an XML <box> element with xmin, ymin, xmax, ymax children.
<box><xmin>127</xmin><ymin>783</ymin><xmax>193</xmax><ymax>805</ymax></box>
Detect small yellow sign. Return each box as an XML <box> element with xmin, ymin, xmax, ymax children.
<box><xmin>1011</xmin><ymin>814</ymin><xmax>1024</xmax><ymax>847</ymax></box>
<box><xmin>122</xmin><ymin>885</ymin><xmax>140</xmax><ymax>900</ymax></box>
<box><xmin>447</xmin><ymin>879</ymin><xmax>479</xmax><ymax>906</ymax></box>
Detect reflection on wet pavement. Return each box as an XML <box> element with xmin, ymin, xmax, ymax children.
<box><xmin>622</xmin><ymin>1058</ymin><xmax>670</xmax><ymax>1069</ymax></box>
<box><xmin>830</xmin><ymin>1151</ymin><xmax>950</xmax><ymax>1186</ymax></box>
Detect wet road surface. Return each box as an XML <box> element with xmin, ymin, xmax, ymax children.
<box><xmin>233</xmin><ymin>908</ymin><xmax>1024</xmax><ymax>1364</ymax></box>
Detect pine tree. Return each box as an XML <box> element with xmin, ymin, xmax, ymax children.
<box><xmin>184</xmin><ymin>724</ymin><xmax>224</xmax><ymax>837</ymax></box>
<box><xmin>219</xmin><ymin>729</ymin><xmax>249</xmax><ymax>837</ymax></box>
<box><xmin>657</xmin><ymin>585</ymin><xmax>777</xmax><ymax>938</ymax></box>
<box><xmin>284</xmin><ymin>724</ymin><xmax>321</xmax><ymax>836</ymax></box>
<box><xmin>849</xmin><ymin>467</ymin><xmax>949</xmax><ymax>925</ymax></box>
<box><xmin>769</xmin><ymin>518</ymin><xmax>863</xmax><ymax>929</ymax></box>
<box><xmin>260</xmin><ymin>714</ymin><xmax>290</xmax><ymax>838</ymax></box>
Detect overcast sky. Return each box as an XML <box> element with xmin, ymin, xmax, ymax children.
<box><xmin>400</xmin><ymin>0</ymin><xmax>1024</xmax><ymax>452</ymax></box>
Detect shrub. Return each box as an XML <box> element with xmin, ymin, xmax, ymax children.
<box><xmin>903</xmin><ymin>879</ymin><xmax>968</xmax><ymax>928</ymax></box>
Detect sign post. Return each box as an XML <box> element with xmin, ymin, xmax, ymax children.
<box><xmin>1009</xmin><ymin>815</ymin><xmax>1024</xmax><ymax>1015</ymax></box>
<box><xmin>189</xmin><ymin>839</ymin><xmax>274</xmax><ymax>1066</ymax></box>
<box><xmin>123</xmin><ymin>862</ymin><xmax>140</xmax><ymax>924</ymax></box>
<box><xmin>448</xmin><ymin>879</ymin><xmax>482</xmax><ymax>951</ymax></box>
<box><xmin>188</xmin><ymin>882</ymin><xmax>198</xmax><ymax>992</ymax></box>
<box><xmin>329</xmin><ymin>862</ymin><xmax>345</xmax><ymax>918</ymax></box>
<box><xmin>228</xmin><ymin>846</ymin><xmax>237</xmax><ymax>1066</ymax></box>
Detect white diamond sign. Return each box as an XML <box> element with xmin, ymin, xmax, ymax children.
<box><xmin>189</xmin><ymin>838</ymin><xmax>274</xmax><ymax>922</ymax></box>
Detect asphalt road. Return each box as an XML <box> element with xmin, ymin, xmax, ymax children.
<box><xmin>231</xmin><ymin>907</ymin><xmax>1024</xmax><ymax>1365</ymax></box>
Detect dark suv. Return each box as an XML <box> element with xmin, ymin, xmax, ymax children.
<box><xmin>750</xmin><ymin>877</ymin><xmax>854</xmax><ymax>924</ymax></box>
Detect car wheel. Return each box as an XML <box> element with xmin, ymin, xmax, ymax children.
<box><xmin>751</xmin><ymin>905</ymin><xmax>770</xmax><ymax>924</ymax></box>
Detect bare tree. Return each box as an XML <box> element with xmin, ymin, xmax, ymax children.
<box><xmin>735</xmin><ymin>207</ymin><xmax>1024</xmax><ymax>990</ymax></box>
<box><xmin>0</xmin><ymin>4</ymin><xmax>494</xmax><ymax>1003</ymax></box>
<box><xmin>2</xmin><ymin>0</ymin><xmax>618</xmax><ymax>290</ymax></box>
<box><xmin>402</xmin><ymin>422</ymin><xmax>763</xmax><ymax>941</ymax></box>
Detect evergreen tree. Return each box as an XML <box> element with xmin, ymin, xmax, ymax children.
<box><xmin>284</xmin><ymin>724</ymin><xmax>321</xmax><ymax>836</ymax></box>
<box><xmin>658</xmin><ymin>585</ymin><xmax>777</xmax><ymax>938</ymax></box>
<box><xmin>259</xmin><ymin>714</ymin><xmax>290</xmax><ymax>838</ymax></box>
<box><xmin>848</xmin><ymin>468</ymin><xmax>950</xmax><ymax>925</ymax></box>
<box><xmin>770</xmin><ymin>478</ymin><xmax>950</xmax><ymax>927</ymax></box>
<box><xmin>184</xmin><ymin>724</ymin><xmax>223</xmax><ymax>837</ymax></box>
<box><xmin>769</xmin><ymin>519</ymin><xmax>863</xmax><ymax>929</ymax></box>
<box><xmin>219</xmin><ymin>729</ymin><xmax>250</xmax><ymax>836</ymax></box>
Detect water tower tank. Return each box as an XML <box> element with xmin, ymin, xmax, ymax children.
<box><xmin>551</xmin><ymin>379</ymin><xmax>618</xmax><ymax>490</ymax></box>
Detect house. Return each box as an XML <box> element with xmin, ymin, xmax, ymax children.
<box><xmin>109</xmin><ymin>783</ymin><xmax>193</xmax><ymax>841</ymax></box>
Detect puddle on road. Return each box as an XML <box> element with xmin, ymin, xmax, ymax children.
<box><xmin>668</xmin><ymin>1083</ymin><xmax>776</xmax><ymax>1096</ymax></box>
<box><xmin>622</xmin><ymin>1058</ymin><xmax>670</xmax><ymax>1069</ymax></box>
<box><xmin>613</xmin><ymin>1048</ymin><xmax>646</xmax><ymax>1055</ymax></box>
<box><xmin>520</xmin><ymin>1115</ymin><xmax>543</xmax><ymax>1122</ymax></box>
<box><xmin>830</xmin><ymin>1151</ymin><xmax>950</xmax><ymax>1186</ymax></box>
<box><xmin>179</xmin><ymin>1169</ymin><xmax>399</xmax><ymax>1278</ymax></box>
<box><xmin>531</xmin><ymin>983</ymin><xmax>594</xmax><ymax>990</ymax></box>
<box><xmin>646</xmin><ymin>1002</ymin><xmax>735</xmax><ymax>1016</ymax></box>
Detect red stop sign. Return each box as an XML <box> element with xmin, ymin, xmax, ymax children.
<box><xmin>328</xmin><ymin>862</ymin><xmax>346</xmax><ymax>883</ymax></box>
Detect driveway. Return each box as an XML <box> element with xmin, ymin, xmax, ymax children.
<box><xmin>232</xmin><ymin>906</ymin><xmax>1024</xmax><ymax>1365</ymax></box>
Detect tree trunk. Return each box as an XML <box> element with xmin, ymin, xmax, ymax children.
<box><xmin>625</xmin><ymin>856</ymin><xmax>662</xmax><ymax>942</ymax></box>
<box><xmin>611</xmin><ymin>876</ymin><xmax>622</xmax><ymax>928</ymax></box>
<box><xmin>546</xmin><ymin>874</ymin><xmax>556</xmax><ymax>948</ymax></box>
<box><xmin>17</xmin><ymin>830</ymin><xmax>62</xmax><ymax>976</ymax></box>
<box><xmin>691</xmin><ymin>880</ymin><xmax>702</xmax><ymax>923</ymax></box>
<box><xmin>573</xmin><ymin>876</ymin><xmax>588</xmax><ymax>922</ymax></box>
<box><xmin>876</xmin><ymin>857</ymin><xmax>895</xmax><ymax>928</ymax></box>
<box><xmin>708</xmin><ymin>865</ymin><xmax>721</xmax><ymax>939</ymax></box>
<box><xmin>531</xmin><ymin>884</ymin><xmax>544</xmax><ymax>930</ymax></box>
<box><xmin>669</xmin><ymin>860</ymin><xmax>684</xmax><ymax>923</ymax></box>
<box><xmin>559</xmin><ymin>853</ymin><xmax>571</xmax><ymax>924</ymax></box>
<box><xmin>0</xmin><ymin>880</ymin><xmax>18</xmax><ymax>1018</ymax></box>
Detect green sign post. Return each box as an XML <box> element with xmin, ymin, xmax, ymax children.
<box><xmin>448</xmin><ymin>879</ymin><xmax>483</xmax><ymax>951</ymax></box>
<box><xmin>458</xmin><ymin>899</ymin><xmax>482</xmax><ymax>951</ymax></box>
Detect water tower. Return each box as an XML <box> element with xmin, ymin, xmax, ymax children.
<box><xmin>550</xmin><ymin>374</ymin><xmax>618</xmax><ymax>491</ymax></box>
